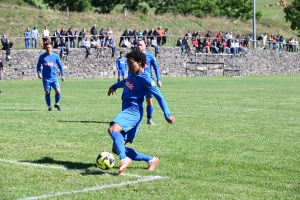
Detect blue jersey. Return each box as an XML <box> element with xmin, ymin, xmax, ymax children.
<box><xmin>144</xmin><ymin>51</ymin><xmax>161</xmax><ymax>82</ymax></box>
<box><xmin>116</xmin><ymin>57</ymin><xmax>127</xmax><ymax>71</ymax></box>
<box><xmin>37</xmin><ymin>53</ymin><xmax>64</xmax><ymax>81</ymax></box>
<box><xmin>110</xmin><ymin>71</ymin><xmax>171</xmax><ymax>120</ymax></box>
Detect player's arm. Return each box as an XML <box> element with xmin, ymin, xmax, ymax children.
<box><xmin>150</xmin><ymin>56</ymin><xmax>162</xmax><ymax>87</ymax></box>
<box><xmin>146</xmin><ymin>79</ymin><xmax>174</xmax><ymax>124</ymax></box>
<box><xmin>108</xmin><ymin>79</ymin><xmax>126</xmax><ymax>96</ymax></box>
<box><xmin>56</xmin><ymin>55</ymin><xmax>65</xmax><ymax>81</ymax></box>
<box><xmin>36</xmin><ymin>56</ymin><xmax>43</xmax><ymax>79</ymax></box>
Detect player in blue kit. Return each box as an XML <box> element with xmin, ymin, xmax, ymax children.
<box><xmin>115</xmin><ymin>51</ymin><xmax>127</xmax><ymax>82</ymax></box>
<box><xmin>138</xmin><ymin>40</ymin><xmax>162</xmax><ymax>125</ymax></box>
<box><xmin>107</xmin><ymin>50</ymin><xmax>175</xmax><ymax>174</ymax></box>
<box><xmin>37</xmin><ymin>43</ymin><xmax>65</xmax><ymax>111</ymax></box>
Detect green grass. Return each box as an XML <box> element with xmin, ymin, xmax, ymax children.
<box><xmin>0</xmin><ymin>76</ymin><xmax>299</xmax><ymax>199</ymax></box>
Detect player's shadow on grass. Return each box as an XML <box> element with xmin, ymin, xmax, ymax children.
<box><xmin>58</xmin><ymin>120</ymin><xmax>110</xmax><ymax>124</ymax></box>
<box><xmin>81</xmin><ymin>169</ymin><xmax>119</xmax><ymax>176</ymax></box>
<box><xmin>22</xmin><ymin>157</ymin><xmax>95</xmax><ymax>170</ymax></box>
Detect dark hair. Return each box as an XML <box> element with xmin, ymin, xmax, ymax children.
<box><xmin>126</xmin><ymin>50</ymin><xmax>146</xmax><ymax>68</ymax></box>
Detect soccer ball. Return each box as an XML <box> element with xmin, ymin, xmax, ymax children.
<box><xmin>96</xmin><ymin>152</ymin><xmax>115</xmax><ymax>170</ymax></box>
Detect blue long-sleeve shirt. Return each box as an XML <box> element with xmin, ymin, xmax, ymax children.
<box><xmin>144</xmin><ymin>51</ymin><xmax>161</xmax><ymax>82</ymax></box>
<box><xmin>116</xmin><ymin>57</ymin><xmax>127</xmax><ymax>71</ymax></box>
<box><xmin>37</xmin><ymin>53</ymin><xmax>64</xmax><ymax>80</ymax></box>
<box><xmin>110</xmin><ymin>71</ymin><xmax>171</xmax><ymax>120</ymax></box>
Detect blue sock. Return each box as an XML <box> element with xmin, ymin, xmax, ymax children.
<box><xmin>55</xmin><ymin>93</ymin><xmax>61</xmax><ymax>105</ymax></box>
<box><xmin>110</xmin><ymin>132</ymin><xmax>126</xmax><ymax>160</ymax></box>
<box><xmin>125</xmin><ymin>147</ymin><xmax>152</xmax><ymax>162</ymax></box>
<box><xmin>146</xmin><ymin>105</ymin><xmax>154</xmax><ymax>120</ymax></box>
<box><xmin>45</xmin><ymin>94</ymin><xmax>51</xmax><ymax>107</ymax></box>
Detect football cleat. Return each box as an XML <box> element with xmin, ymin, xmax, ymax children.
<box><xmin>54</xmin><ymin>104</ymin><xmax>61</xmax><ymax>111</ymax></box>
<box><xmin>119</xmin><ymin>157</ymin><xmax>132</xmax><ymax>174</ymax></box>
<box><xmin>148</xmin><ymin>157</ymin><xmax>160</xmax><ymax>171</ymax></box>
<box><xmin>147</xmin><ymin>119</ymin><xmax>156</xmax><ymax>126</ymax></box>
<box><xmin>48</xmin><ymin>107</ymin><xmax>52</xmax><ymax>111</ymax></box>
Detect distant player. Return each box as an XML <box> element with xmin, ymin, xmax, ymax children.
<box><xmin>36</xmin><ymin>43</ymin><xmax>65</xmax><ymax>111</ymax></box>
<box><xmin>115</xmin><ymin>51</ymin><xmax>127</xmax><ymax>82</ymax></box>
<box><xmin>138</xmin><ymin>40</ymin><xmax>162</xmax><ymax>125</ymax></box>
<box><xmin>107</xmin><ymin>49</ymin><xmax>175</xmax><ymax>174</ymax></box>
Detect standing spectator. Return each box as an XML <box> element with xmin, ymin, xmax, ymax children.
<box><xmin>119</xmin><ymin>29</ymin><xmax>131</xmax><ymax>47</ymax></box>
<box><xmin>137</xmin><ymin>28</ymin><xmax>143</xmax><ymax>39</ymax></box>
<box><xmin>268</xmin><ymin>34</ymin><xmax>274</xmax><ymax>50</ymax></box>
<box><xmin>1</xmin><ymin>34</ymin><xmax>7</xmax><ymax>50</ymax></box>
<box><xmin>73</xmin><ymin>29</ymin><xmax>78</xmax><ymax>47</ymax></box>
<box><xmin>115</xmin><ymin>51</ymin><xmax>127</xmax><ymax>82</ymax></box>
<box><xmin>107</xmin><ymin>27</ymin><xmax>113</xmax><ymax>37</ymax></box>
<box><xmin>216</xmin><ymin>31</ymin><xmax>222</xmax><ymax>42</ymax></box>
<box><xmin>148</xmin><ymin>28</ymin><xmax>156</xmax><ymax>41</ymax></box>
<box><xmin>143</xmin><ymin>29</ymin><xmax>149</xmax><ymax>37</ymax></box>
<box><xmin>36</xmin><ymin>43</ymin><xmax>65</xmax><ymax>111</ymax></box>
<box><xmin>262</xmin><ymin>33</ymin><xmax>268</xmax><ymax>49</ymax></box>
<box><xmin>42</xmin><ymin>26</ymin><xmax>50</xmax><ymax>48</ymax></box>
<box><xmin>31</xmin><ymin>26</ymin><xmax>39</xmax><ymax>48</ymax></box>
<box><xmin>4</xmin><ymin>39</ymin><xmax>13</xmax><ymax>61</ymax></box>
<box><xmin>78</xmin><ymin>28</ymin><xmax>86</xmax><ymax>48</ymax></box>
<box><xmin>24</xmin><ymin>27</ymin><xmax>31</xmax><ymax>49</ymax></box>
<box><xmin>156</xmin><ymin>26</ymin><xmax>164</xmax><ymax>45</ymax></box>
<box><xmin>66</xmin><ymin>28</ymin><xmax>75</xmax><ymax>48</ymax></box>
<box><xmin>60</xmin><ymin>28</ymin><xmax>66</xmax><ymax>41</ymax></box>
<box><xmin>294</xmin><ymin>39</ymin><xmax>299</xmax><ymax>53</ymax></box>
<box><xmin>162</xmin><ymin>28</ymin><xmax>169</xmax><ymax>45</ymax></box>
<box><xmin>51</xmin><ymin>29</ymin><xmax>60</xmax><ymax>46</ymax></box>
<box><xmin>90</xmin><ymin>24</ymin><xmax>97</xmax><ymax>41</ymax></box>
<box><xmin>288</xmin><ymin>37</ymin><xmax>294</xmax><ymax>52</ymax></box>
<box><xmin>107</xmin><ymin>37</ymin><xmax>117</xmax><ymax>57</ymax></box>
<box><xmin>205</xmin><ymin>30</ymin><xmax>211</xmax><ymax>39</ymax></box>
<box><xmin>58</xmin><ymin>38</ymin><xmax>68</xmax><ymax>57</ymax></box>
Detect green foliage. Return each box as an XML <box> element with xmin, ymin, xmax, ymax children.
<box><xmin>284</xmin><ymin>0</ymin><xmax>300</xmax><ymax>31</ymax></box>
<box><xmin>215</xmin><ymin>0</ymin><xmax>255</xmax><ymax>20</ymax></box>
<box><xmin>17</xmin><ymin>0</ymin><xmax>23</xmax><ymax>6</ymax></box>
<box><xmin>43</xmin><ymin>0</ymin><xmax>91</xmax><ymax>12</ymax></box>
<box><xmin>91</xmin><ymin>0</ymin><xmax>121</xmax><ymax>13</ymax></box>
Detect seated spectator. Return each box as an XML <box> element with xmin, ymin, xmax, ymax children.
<box><xmin>121</xmin><ymin>37</ymin><xmax>131</xmax><ymax>48</ymax></box>
<box><xmin>107</xmin><ymin>27</ymin><xmax>113</xmax><ymax>37</ymax></box>
<box><xmin>60</xmin><ymin>28</ymin><xmax>66</xmax><ymax>41</ymax></box>
<box><xmin>4</xmin><ymin>39</ymin><xmax>13</xmax><ymax>61</ymax></box>
<box><xmin>225</xmin><ymin>39</ymin><xmax>233</xmax><ymax>54</ymax></box>
<box><xmin>232</xmin><ymin>39</ymin><xmax>240</xmax><ymax>55</ymax></box>
<box><xmin>78</xmin><ymin>28</ymin><xmax>86</xmax><ymax>48</ymax></box>
<box><xmin>192</xmin><ymin>37</ymin><xmax>199</xmax><ymax>48</ymax></box>
<box><xmin>211</xmin><ymin>39</ymin><xmax>219</xmax><ymax>53</ymax></box>
<box><xmin>239</xmin><ymin>41</ymin><xmax>248</xmax><ymax>54</ymax></box>
<box><xmin>0</xmin><ymin>58</ymin><xmax>6</xmax><ymax>73</ymax></box>
<box><xmin>58</xmin><ymin>37</ymin><xmax>68</xmax><ymax>58</ymax></box>
<box><xmin>82</xmin><ymin>37</ymin><xmax>91</xmax><ymax>58</ymax></box>
<box><xmin>1</xmin><ymin>34</ymin><xmax>7</xmax><ymax>50</ymax></box>
<box><xmin>177</xmin><ymin>37</ymin><xmax>187</xmax><ymax>52</ymax></box>
<box><xmin>216</xmin><ymin>31</ymin><xmax>222</xmax><ymax>42</ymax></box>
<box><xmin>129</xmin><ymin>37</ymin><xmax>135</xmax><ymax>49</ymax></box>
<box><xmin>137</xmin><ymin>28</ymin><xmax>143</xmax><ymax>39</ymax></box>
<box><xmin>90</xmin><ymin>38</ymin><xmax>98</xmax><ymax>48</ymax></box>
<box><xmin>202</xmin><ymin>38</ymin><xmax>210</xmax><ymax>53</ymax></box>
<box><xmin>107</xmin><ymin>36</ymin><xmax>117</xmax><ymax>57</ymax></box>
<box><xmin>205</xmin><ymin>31</ymin><xmax>211</xmax><ymax>39</ymax></box>
<box><xmin>151</xmin><ymin>37</ymin><xmax>160</xmax><ymax>54</ymax></box>
<box><xmin>217</xmin><ymin>39</ymin><xmax>225</xmax><ymax>54</ymax></box>
<box><xmin>133</xmin><ymin>36</ymin><xmax>139</xmax><ymax>48</ymax></box>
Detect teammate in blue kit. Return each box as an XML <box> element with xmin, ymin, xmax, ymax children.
<box><xmin>37</xmin><ymin>43</ymin><xmax>65</xmax><ymax>111</ymax></box>
<box><xmin>107</xmin><ymin>50</ymin><xmax>175</xmax><ymax>174</ymax></box>
<box><xmin>138</xmin><ymin>40</ymin><xmax>162</xmax><ymax>125</ymax></box>
<box><xmin>115</xmin><ymin>51</ymin><xmax>127</xmax><ymax>82</ymax></box>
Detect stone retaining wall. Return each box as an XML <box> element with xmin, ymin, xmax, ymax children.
<box><xmin>0</xmin><ymin>47</ymin><xmax>299</xmax><ymax>80</ymax></box>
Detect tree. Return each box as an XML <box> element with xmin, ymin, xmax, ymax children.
<box><xmin>91</xmin><ymin>0</ymin><xmax>120</xmax><ymax>13</ymax></box>
<box><xmin>284</xmin><ymin>0</ymin><xmax>300</xmax><ymax>31</ymax></box>
<box><xmin>216</xmin><ymin>0</ymin><xmax>254</xmax><ymax>20</ymax></box>
<box><xmin>43</xmin><ymin>0</ymin><xmax>91</xmax><ymax>12</ymax></box>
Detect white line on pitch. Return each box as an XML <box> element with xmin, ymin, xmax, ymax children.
<box><xmin>0</xmin><ymin>158</ymin><xmax>141</xmax><ymax>177</ymax></box>
<box><xmin>18</xmin><ymin>175</ymin><xmax>167</xmax><ymax>200</ymax></box>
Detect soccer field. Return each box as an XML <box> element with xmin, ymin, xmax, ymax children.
<box><xmin>0</xmin><ymin>76</ymin><xmax>299</xmax><ymax>199</ymax></box>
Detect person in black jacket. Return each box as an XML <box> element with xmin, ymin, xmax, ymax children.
<box><xmin>90</xmin><ymin>24</ymin><xmax>97</xmax><ymax>41</ymax></box>
<box><xmin>4</xmin><ymin>39</ymin><xmax>13</xmax><ymax>61</ymax></box>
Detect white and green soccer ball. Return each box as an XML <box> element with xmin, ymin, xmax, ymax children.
<box><xmin>96</xmin><ymin>152</ymin><xmax>115</xmax><ymax>170</ymax></box>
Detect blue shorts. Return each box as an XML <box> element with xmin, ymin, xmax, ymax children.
<box><xmin>43</xmin><ymin>79</ymin><xmax>60</xmax><ymax>92</ymax></box>
<box><xmin>112</xmin><ymin>106</ymin><xmax>143</xmax><ymax>143</ymax></box>
<box><xmin>118</xmin><ymin>70</ymin><xmax>126</xmax><ymax>77</ymax></box>
<box><xmin>146</xmin><ymin>92</ymin><xmax>154</xmax><ymax>98</ymax></box>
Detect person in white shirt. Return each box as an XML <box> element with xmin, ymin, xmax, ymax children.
<box><xmin>262</xmin><ymin>33</ymin><xmax>268</xmax><ymax>48</ymax></box>
<box><xmin>294</xmin><ymin>39</ymin><xmax>299</xmax><ymax>53</ymax></box>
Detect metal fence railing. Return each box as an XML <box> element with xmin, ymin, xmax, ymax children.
<box><xmin>1</xmin><ymin>35</ymin><xmax>299</xmax><ymax>53</ymax></box>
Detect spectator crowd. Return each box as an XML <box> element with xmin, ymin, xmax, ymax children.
<box><xmin>0</xmin><ymin>25</ymin><xmax>299</xmax><ymax>60</ymax></box>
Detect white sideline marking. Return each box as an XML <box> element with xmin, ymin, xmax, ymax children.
<box><xmin>18</xmin><ymin>176</ymin><xmax>167</xmax><ymax>200</ymax></box>
<box><xmin>0</xmin><ymin>158</ymin><xmax>141</xmax><ymax>177</ymax></box>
